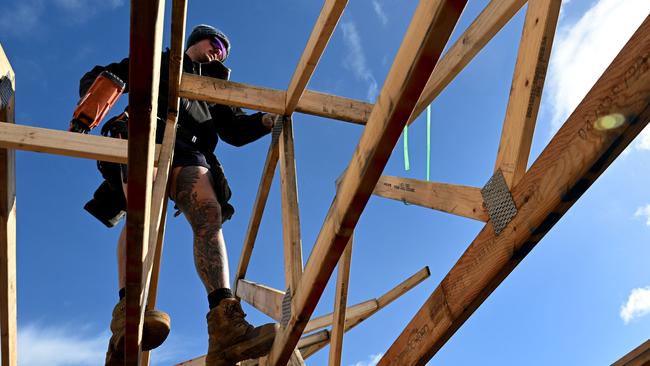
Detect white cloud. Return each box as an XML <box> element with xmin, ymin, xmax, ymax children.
<box><xmin>372</xmin><ymin>1</ymin><xmax>388</xmax><ymax>26</ymax></box>
<box><xmin>350</xmin><ymin>353</ymin><xmax>383</xmax><ymax>366</ymax></box>
<box><xmin>546</xmin><ymin>0</ymin><xmax>650</xmax><ymax>133</ymax></box>
<box><xmin>340</xmin><ymin>18</ymin><xmax>379</xmax><ymax>102</ymax></box>
<box><xmin>15</xmin><ymin>322</ymin><xmax>184</xmax><ymax>365</ymax></box>
<box><xmin>620</xmin><ymin>286</ymin><xmax>650</xmax><ymax>324</ymax></box>
<box><xmin>634</xmin><ymin>204</ymin><xmax>650</xmax><ymax>226</ymax></box>
<box><xmin>18</xmin><ymin>323</ymin><xmax>108</xmax><ymax>366</ymax></box>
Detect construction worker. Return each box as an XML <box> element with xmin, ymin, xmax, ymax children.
<box><xmin>78</xmin><ymin>25</ymin><xmax>279</xmax><ymax>366</ymax></box>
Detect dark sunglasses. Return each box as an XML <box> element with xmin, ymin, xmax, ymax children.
<box><xmin>209</xmin><ymin>37</ymin><xmax>227</xmax><ymax>61</ymax></box>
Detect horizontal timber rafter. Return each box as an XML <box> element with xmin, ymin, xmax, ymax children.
<box><xmin>373</xmin><ymin>175</ymin><xmax>487</xmax><ymax>221</ymax></box>
<box><xmin>236</xmin><ymin>279</ymin><xmax>284</xmax><ymax>321</ymax></box>
<box><xmin>379</xmin><ymin>15</ymin><xmax>650</xmax><ymax>366</ymax></box>
<box><xmin>0</xmin><ymin>122</ymin><xmax>162</xmax><ymax>164</ymax></box>
<box><xmin>179</xmin><ymin>73</ymin><xmax>371</xmax><ymax>124</ymax></box>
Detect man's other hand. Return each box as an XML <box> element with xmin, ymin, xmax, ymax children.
<box><xmin>262</xmin><ymin>113</ymin><xmax>282</xmax><ymax>129</ymax></box>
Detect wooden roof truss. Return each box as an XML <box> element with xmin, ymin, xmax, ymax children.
<box><xmin>0</xmin><ymin>0</ymin><xmax>648</xmax><ymax>365</ymax></box>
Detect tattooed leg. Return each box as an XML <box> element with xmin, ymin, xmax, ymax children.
<box><xmin>171</xmin><ymin>165</ymin><xmax>230</xmax><ymax>292</ymax></box>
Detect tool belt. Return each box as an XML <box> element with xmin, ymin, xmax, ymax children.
<box><xmin>84</xmin><ymin>112</ymin><xmax>130</xmax><ymax>227</ymax></box>
<box><xmin>85</xmin><ymin>112</ymin><xmax>234</xmax><ymax>227</ymax></box>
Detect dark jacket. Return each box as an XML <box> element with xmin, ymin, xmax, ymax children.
<box><xmin>81</xmin><ymin>50</ymin><xmax>270</xmax><ymax>227</ymax></box>
<box><xmin>80</xmin><ymin>50</ymin><xmax>270</xmax><ymax>151</ymax></box>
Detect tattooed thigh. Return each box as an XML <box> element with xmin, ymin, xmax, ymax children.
<box><xmin>173</xmin><ymin>166</ymin><xmax>223</xmax><ymax>229</ymax></box>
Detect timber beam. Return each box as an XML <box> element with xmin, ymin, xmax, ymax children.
<box><xmin>124</xmin><ymin>0</ymin><xmax>166</xmax><ymax>363</ymax></box>
<box><xmin>235</xmin><ymin>280</ymin><xmax>376</xmax><ymax>334</ymax></box>
<box><xmin>236</xmin><ymin>279</ymin><xmax>284</xmax><ymax>321</ymax></box>
<box><xmin>373</xmin><ymin>175</ymin><xmax>487</xmax><ymax>221</ymax></box>
<box><xmin>239</xmin><ymin>266</ymin><xmax>430</xmax><ymax>333</ymax></box>
<box><xmin>407</xmin><ymin>0</ymin><xmax>527</xmax><ymax>125</ymax></box>
<box><xmin>0</xmin><ymin>43</ymin><xmax>16</xmax><ymax>366</ymax></box>
<box><xmin>612</xmin><ymin>339</ymin><xmax>650</xmax><ymax>366</ymax></box>
<box><xmin>234</xmin><ymin>133</ymin><xmax>280</xmax><ymax>292</ymax></box>
<box><xmin>179</xmin><ymin>74</ymin><xmax>371</xmax><ymax>125</ymax></box>
<box><xmin>285</xmin><ymin>0</ymin><xmax>348</xmax><ymax>113</ymax></box>
<box><xmin>141</xmin><ymin>0</ymin><xmax>188</xmax><ymax>364</ymax></box>
<box><xmin>301</xmin><ymin>267</ymin><xmax>431</xmax><ymax>360</ymax></box>
<box><xmin>266</xmin><ymin>0</ymin><xmax>466</xmax><ymax>362</ymax></box>
<box><xmin>304</xmin><ymin>299</ymin><xmax>377</xmax><ymax>334</ymax></box>
<box><xmin>280</xmin><ymin>117</ymin><xmax>304</xmax><ymax>293</ymax></box>
<box><xmin>379</xmin><ymin>16</ymin><xmax>650</xmax><ymax>365</ymax></box>
<box><xmin>494</xmin><ymin>0</ymin><xmax>561</xmax><ymax>187</ymax></box>
<box><xmin>0</xmin><ymin>122</ymin><xmax>162</xmax><ymax>164</ymax></box>
<box><xmin>328</xmin><ymin>238</ymin><xmax>352</xmax><ymax>366</ymax></box>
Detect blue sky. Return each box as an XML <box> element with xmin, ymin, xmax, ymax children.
<box><xmin>0</xmin><ymin>0</ymin><xmax>649</xmax><ymax>365</ymax></box>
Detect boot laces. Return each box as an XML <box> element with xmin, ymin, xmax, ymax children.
<box><xmin>223</xmin><ymin>302</ymin><xmax>252</xmax><ymax>330</ymax></box>
<box><xmin>224</xmin><ymin>302</ymin><xmax>246</xmax><ymax>319</ymax></box>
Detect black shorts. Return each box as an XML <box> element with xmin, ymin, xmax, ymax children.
<box><xmin>172</xmin><ymin>139</ymin><xmax>210</xmax><ymax>169</ymax></box>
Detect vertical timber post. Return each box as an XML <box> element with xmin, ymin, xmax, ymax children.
<box><xmin>0</xmin><ymin>44</ymin><xmax>16</xmax><ymax>366</ymax></box>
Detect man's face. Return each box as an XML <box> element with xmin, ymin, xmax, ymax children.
<box><xmin>191</xmin><ymin>38</ymin><xmax>226</xmax><ymax>63</ymax></box>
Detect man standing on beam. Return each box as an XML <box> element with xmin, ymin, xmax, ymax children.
<box><xmin>74</xmin><ymin>24</ymin><xmax>280</xmax><ymax>366</ymax></box>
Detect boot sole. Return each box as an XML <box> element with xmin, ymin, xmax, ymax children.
<box><xmin>143</xmin><ymin>310</ymin><xmax>171</xmax><ymax>351</ymax></box>
<box><xmin>113</xmin><ymin>310</ymin><xmax>171</xmax><ymax>353</ymax></box>
<box><xmin>222</xmin><ymin>323</ymin><xmax>278</xmax><ymax>362</ymax></box>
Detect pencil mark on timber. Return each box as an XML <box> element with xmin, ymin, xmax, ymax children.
<box><xmin>580</xmin><ymin>52</ymin><xmax>649</xmax><ymax>132</ymax></box>
<box><xmin>526</xmin><ymin>36</ymin><xmax>548</xmax><ymax>118</ymax></box>
<box><xmin>623</xmin><ymin>52</ymin><xmax>649</xmax><ymax>89</ymax></box>
<box><xmin>390</xmin><ymin>324</ymin><xmax>430</xmax><ymax>364</ymax></box>
<box><xmin>383</xmin><ymin>182</ymin><xmax>416</xmax><ymax>193</ymax></box>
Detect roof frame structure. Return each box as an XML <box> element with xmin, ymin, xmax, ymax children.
<box><xmin>378</xmin><ymin>14</ymin><xmax>650</xmax><ymax>365</ymax></box>
<box><xmin>0</xmin><ymin>0</ymin><xmax>646</xmax><ymax>365</ymax></box>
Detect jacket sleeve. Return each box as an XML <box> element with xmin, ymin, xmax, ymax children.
<box><xmin>79</xmin><ymin>57</ymin><xmax>130</xmax><ymax>97</ymax></box>
<box><xmin>212</xmin><ymin>105</ymin><xmax>271</xmax><ymax>147</ymax></box>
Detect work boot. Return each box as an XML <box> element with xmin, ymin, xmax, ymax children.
<box><xmin>105</xmin><ymin>298</ymin><xmax>171</xmax><ymax>366</ymax></box>
<box><xmin>205</xmin><ymin>298</ymin><xmax>278</xmax><ymax>366</ymax></box>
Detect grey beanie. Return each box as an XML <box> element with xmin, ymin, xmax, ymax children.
<box><xmin>187</xmin><ymin>24</ymin><xmax>231</xmax><ymax>59</ymax></box>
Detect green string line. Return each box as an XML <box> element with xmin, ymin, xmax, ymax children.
<box><xmin>427</xmin><ymin>105</ymin><xmax>431</xmax><ymax>181</ymax></box>
<box><xmin>403</xmin><ymin>125</ymin><xmax>410</xmax><ymax>171</ymax></box>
